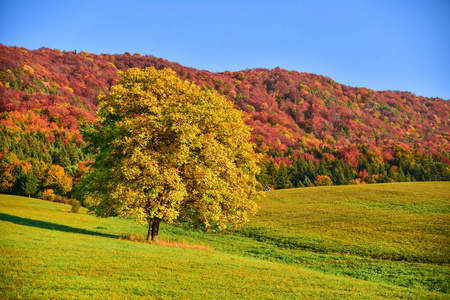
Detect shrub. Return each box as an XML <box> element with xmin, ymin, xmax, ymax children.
<box><xmin>314</xmin><ymin>175</ymin><xmax>333</xmax><ymax>186</ymax></box>
<box><xmin>42</xmin><ymin>189</ymin><xmax>55</xmax><ymax>200</ymax></box>
<box><xmin>349</xmin><ymin>178</ymin><xmax>365</xmax><ymax>185</ymax></box>
<box><xmin>62</xmin><ymin>197</ymin><xmax>71</xmax><ymax>204</ymax></box>
<box><xmin>41</xmin><ymin>189</ymin><xmax>71</xmax><ymax>204</ymax></box>
<box><xmin>70</xmin><ymin>199</ymin><xmax>81</xmax><ymax>213</ymax></box>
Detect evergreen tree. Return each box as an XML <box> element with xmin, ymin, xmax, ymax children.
<box><xmin>318</xmin><ymin>157</ymin><xmax>332</xmax><ymax>176</ymax></box>
<box><xmin>13</xmin><ymin>165</ymin><xmax>26</xmax><ymax>195</ymax></box>
<box><xmin>59</xmin><ymin>148</ymin><xmax>71</xmax><ymax>168</ymax></box>
<box><xmin>275</xmin><ymin>162</ymin><xmax>292</xmax><ymax>189</ymax></box>
<box><xmin>256</xmin><ymin>161</ymin><xmax>273</xmax><ymax>189</ymax></box>
<box><xmin>332</xmin><ymin>166</ymin><xmax>348</xmax><ymax>185</ymax></box>
<box><xmin>290</xmin><ymin>157</ymin><xmax>306</xmax><ymax>187</ymax></box>
<box><xmin>66</xmin><ymin>141</ymin><xmax>79</xmax><ymax>165</ymax></box>
<box><xmin>303</xmin><ymin>176</ymin><xmax>313</xmax><ymax>187</ymax></box>
<box><xmin>305</xmin><ymin>161</ymin><xmax>317</xmax><ymax>181</ymax></box>
<box><xmin>398</xmin><ymin>168</ymin><xmax>406</xmax><ymax>182</ymax></box>
<box><xmin>388</xmin><ymin>167</ymin><xmax>397</xmax><ymax>182</ymax></box>
<box><xmin>22</xmin><ymin>170</ymin><xmax>40</xmax><ymax>197</ymax></box>
<box><xmin>265</xmin><ymin>160</ymin><xmax>277</xmax><ymax>188</ymax></box>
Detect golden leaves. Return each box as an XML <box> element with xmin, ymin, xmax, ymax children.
<box><xmin>82</xmin><ymin>66</ymin><xmax>261</xmax><ymax>231</ymax></box>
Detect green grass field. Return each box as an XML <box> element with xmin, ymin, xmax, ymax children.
<box><xmin>1</xmin><ymin>182</ymin><xmax>449</xmax><ymax>299</ymax></box>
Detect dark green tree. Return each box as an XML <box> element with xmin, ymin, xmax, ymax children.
<box><xmin>275</xmin><ymin>162</ymin><xmax>292</xmax><ymax>189</ymax></box>
<box><xmin>303</xmin><ymin>176</ymin><xmax>313</xmax><ymax>187</ymax></box>
<box><xmin>22</xmin><ymin>170</ymin><xmax>40</xmax><ymax>197</ymax></box>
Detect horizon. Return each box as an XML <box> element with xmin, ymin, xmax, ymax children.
<box><xmin>1</xmin><ymin>0</ymin><xmax>449</xmax><ymax>100</ymax></box>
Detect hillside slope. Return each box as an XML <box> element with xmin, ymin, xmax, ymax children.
<box><xmin>0</xmin><ymin>44</ymin><xmax>449</xmax><ymax>196</ymax></box>
<box><xmin>1</xmin><ymin>184</ymin><xmax>449</xmax><ymax>298</ymax></box>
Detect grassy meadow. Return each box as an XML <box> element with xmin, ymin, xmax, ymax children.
<box><xmin>1</xmin><ymin>182</ymin><xmax>449</xmax><ymax>299</ymax></box>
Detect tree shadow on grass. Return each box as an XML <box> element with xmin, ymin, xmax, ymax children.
<box><xmin>0</xmin><ymin>213</ymin><xmax>117</xmax><ymax>239</ymax></box>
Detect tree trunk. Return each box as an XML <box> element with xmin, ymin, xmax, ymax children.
<box><xmin>146</xmin><ymin>219</ymin><xmax>153</xmax><ymax>241</ymax></box>
<box><xmin>146</xmin><ymin>218</ymin><xmax>161</xmax><ymax>242</ymax></box>
<box><xmin>151</xmin><ymin>218</ymin><xmax>161</xmax><ymax>242</ymax></box>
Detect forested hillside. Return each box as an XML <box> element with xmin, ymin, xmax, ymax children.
<box><xmin>0</xmin><ymin>44</ymin><xmax>449</xmax><ymax>199</ymax></box>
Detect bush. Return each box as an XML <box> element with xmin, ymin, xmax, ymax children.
<box><xmin>349</xmin><ymin>178</ymin><xmax>365</xmax><ymax>185</ymax></box>
<box><xmin>70</xmin><ymin>199</ymin><xmax>81</xmax><ymax>213</ymax></box>
<box><xmin>314</xmin><ymin>175</ymin><xmax>333</xmax><ymax>186</ymax></box>
<box><xmin>41</xmin><ymin>189</ymin><xmax>71</xmax><ymax>204</ymax></box>
<box><xmin>42</xmin><ymin>189</ymin><xmax>55</xmax><ymax>200</ymax></box>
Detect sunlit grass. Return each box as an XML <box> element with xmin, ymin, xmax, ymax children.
<box><xmin>1</xmin><ymin>182</ymin><xmax>449</xmax><ymax>298</ymax></box>
<box><xmin>245</xmin><ymin>182</ymin><xmax>450</xmax><ymax>263</ymax></box>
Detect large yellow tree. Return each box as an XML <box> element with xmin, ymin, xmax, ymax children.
<box><xmin>81</xmin><ymin>67</ymin><xmax>261</xmax><ymax>241</ymax></box>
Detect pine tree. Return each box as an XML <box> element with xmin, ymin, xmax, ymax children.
<box><xmin>303</xmin><ymin>176</ymin><xmax>313</xmax><ymax>187</ymax></box>
<box><xmin>265</xmin><ymin>160</ymin><xmax>278</xmax><ymax>188</ymax></box>
<box><xmin>256</xmin><ymin>160</ymin><xmax>274</xmax><ymax>189</ymax></box>
<box><xmin>58</xmin><ymin>148</ymin><xmax>71</xmax><ymax>168</ymax></box>
<box><xmin>22</xmin><ymin>170</ymin><xmax>40</xmax><ymax>197</ymax></box>
<box><xmin>13</xmin><ymin>165</ymin><xmax>26</xmax><ymax>195</ymax></box>
<box><xmin>275</xmin><ymin>162</ymin><xmax>292</xmax><ymax>189</ymax></box>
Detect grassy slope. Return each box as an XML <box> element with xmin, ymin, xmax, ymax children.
<box><xmin>1</xmin><ymin>182</ymin><xmax>449</xmax><ymax>299</ymax></box>
<box><xmin>246</xmin><ymin>182</ymin><xmax>450</xmax><ymax>262</ymax></box>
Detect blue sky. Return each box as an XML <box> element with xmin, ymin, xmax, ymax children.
<box><xmin>1</xmin><ymin>0</ymin><xmax>449</xmax><ymax>99</ymax></box>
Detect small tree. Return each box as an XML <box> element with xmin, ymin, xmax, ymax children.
<box><xmin>70</xmin><ymin>199</ymin><xmax>81</xmax><ymax>213</ymax></box>
<box><xmin>80</xmin><ymin>67</ymin><xmax>261</xmax><ymax>241</ymax></box>
<box><xmin>303</xmin><ymin>176</ymin><xmax>313</xmax><ymax>187</ymax></box>
<box><xmin>275</xmin><ymin>162</ymin><xmax>292</xmax><ymax>189</ymax></box>
<box><xmin>314</xmin><ymin>175</ymin><xmax>333</xmax><ymax>186</ymax></box>
<box><xmin>43</xmin><ymin>165</ymin><xmax>73</xmax><ymax>195</ymax></box>
<box><xmin>22</xmin><ymin>170</ymin><xmax>40</xmax><ymax>197</ymax></box>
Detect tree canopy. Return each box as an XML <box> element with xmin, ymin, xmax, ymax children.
<box><xmin>80</xmin><ymin>67</ymin><xmax>261</xmax><ymax>241</ymax></box>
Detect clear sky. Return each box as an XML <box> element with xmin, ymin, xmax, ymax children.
<box><xmin>1</xmin><ymin>0</ymin><xmax>449</xmax><ymax>99</ymax></box>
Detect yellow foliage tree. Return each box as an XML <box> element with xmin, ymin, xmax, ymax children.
<box><xmin>313</xmin><ymin>175</ymin><xmax>333</xmax><ymax>186</ymax></box>
<box><xmin>43</xmin><ymin>165</ymin><xmax>73</xmax><ymax>195</ymax></box>
<box><xmin>81</xmin><ymin>67</ymin><xmax>261</xmax><ymax>241</ymax></box>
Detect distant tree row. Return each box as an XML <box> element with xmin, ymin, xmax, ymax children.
<box><xmin>0</xmin><ymin>127</ymin><xmax>92</xmax><ymax>200</ymax></box>
<box><xmin>257</xmin><ymin>145</ymin><xmax>450</xmax><ymax>189</ymax></box>
<box><xmin>1</xmin><ymin>125</ymin><xmax>448</xmax><ymax>203</ymax></box>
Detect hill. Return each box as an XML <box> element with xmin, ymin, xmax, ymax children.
<box><xmin>0</xmin><ymin>44</ymin><xmax>449</xmax><ymax>198</ymax></box>
<box><xmin>1</xmin><ymin>182</ymin><xmax>449</xmax><ymax>298</ymax></box>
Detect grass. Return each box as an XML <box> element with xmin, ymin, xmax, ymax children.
<box><xmin>1</xmin><ymin>182</ymin><xmax>449</xmax><ymax>299</ymax></box>
<box><xmin>244</xmin><ymin>182</ymin><xmax>449</xmax><ymax>261</ymax></box>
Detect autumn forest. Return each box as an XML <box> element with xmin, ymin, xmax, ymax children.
<box><xmin>0</xmin><ymin>44</ymin><xmax>449</xmax><ymax>201</ymax></box>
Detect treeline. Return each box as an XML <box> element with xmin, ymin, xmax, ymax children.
<box><xmin>0</xmin><ymin>127</ymin><xmax>92</xmax><ymax>201</ymax></box>
<box><xmin>258</xmin><ymin>145</ymin><xmax>450</xmax><ymax>189</ymax></box>
<box><xmin>1</xmin><ymin>124</ymin><xmax>448</xmax><ymax>202</ymax></box>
